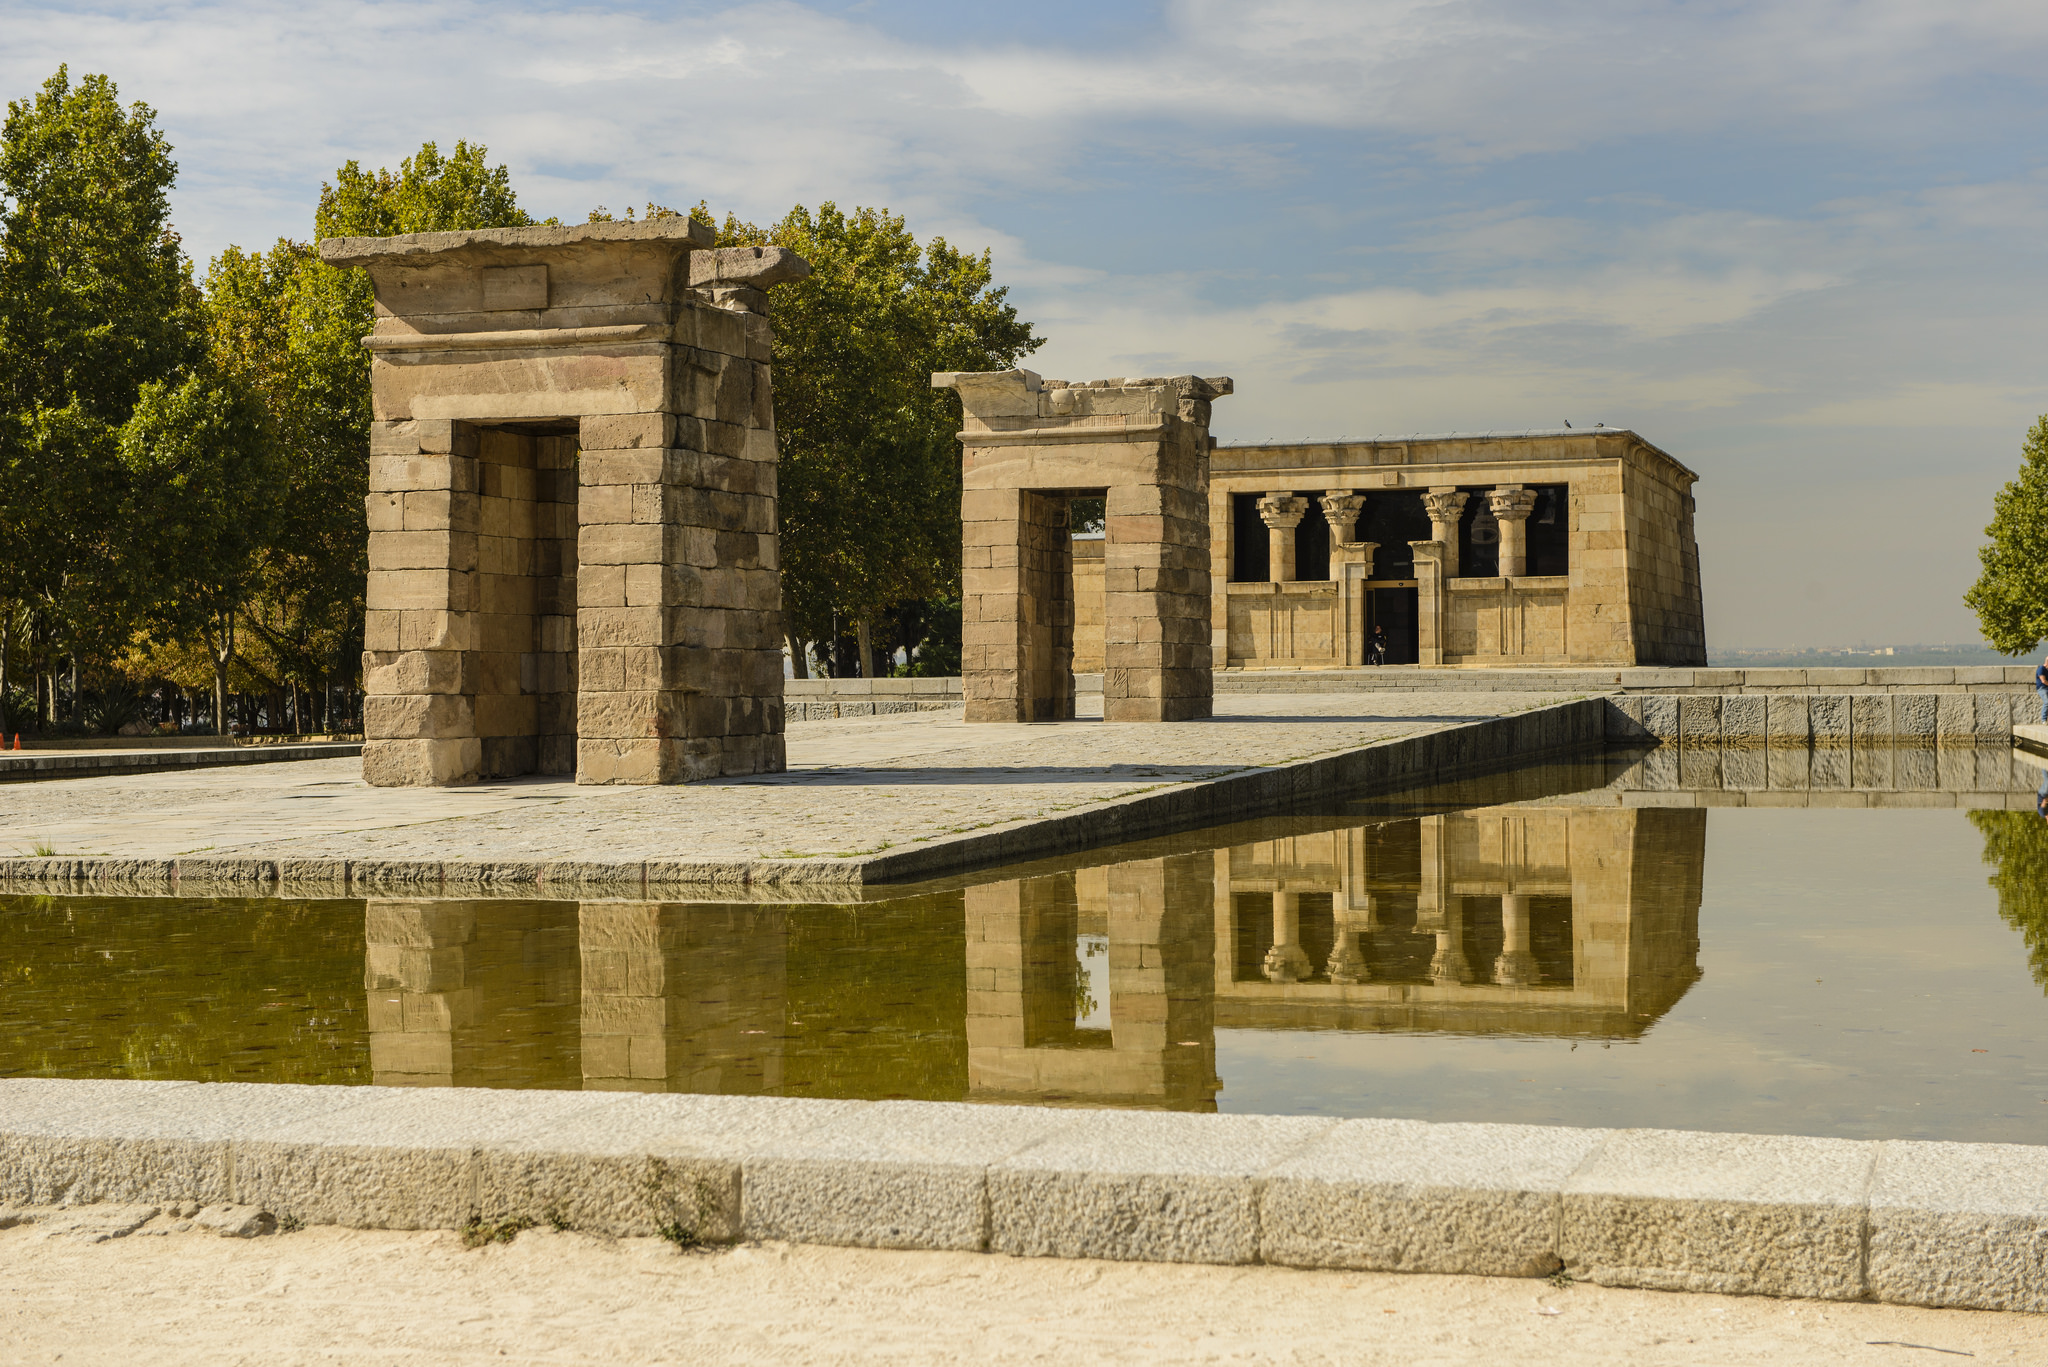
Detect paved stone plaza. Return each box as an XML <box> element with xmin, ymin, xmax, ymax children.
<box><xmin>0</xmin><ymin>692</ymin><xmax>1564</xmax><ymax>868</ymax></box>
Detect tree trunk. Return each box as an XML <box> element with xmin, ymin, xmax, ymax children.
<box><xmin>857</xmin><ymin>619</ymin><xmax>875</xmax><ymax>679</ymax></box>
<box><xmin>206</xmin><ymin>612</ymin><xmax>235</xmax><ymax>737</ymax></box>
<box><xmin>787</xmin><ymin>631</ymin><xmax>810</xmax><ymax>680</ymax></box>
<box><xmin>68</xmin><ymin>653</ymin><xmax>81</xmax><ymax>725</ymax></box>
<box><xmin>0</xmin><ymin>608</ymin><xmax>11</xmax><ymax>737</ymax></box>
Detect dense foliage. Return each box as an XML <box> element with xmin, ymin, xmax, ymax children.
<box><xmin>1</xmin><ymin>64</ymin><xmax>1039</xmax><ymax>733</ymax></box>
<box><xmin>1966</xmin><ymin>415</ymin><xmax>2048</xmax><ymax>656</ymax></box>
<box><xmin>712</xmin><ymin>203</ymin><xmax>1041</xmax><ymax>675</ymax></box>
<box><xmin>1967</xmin><ymin>808</ymin><xmax>2048</xmax><ymax>992</ymax></box>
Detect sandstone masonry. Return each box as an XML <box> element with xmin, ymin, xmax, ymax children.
<box><xmin>938</xmin><ymin>370</ymin><xmax>1232</xmax><ymax>723</ymax></box>
<box><xmin>1071</xmin><ymin>429</ymin><xmax>1706</xmax><ymax>673</ymax></box>
<box><xmin>320</xmin><ymin>221</ymin><xmax>807</xmax><ymax>786</ymax></box>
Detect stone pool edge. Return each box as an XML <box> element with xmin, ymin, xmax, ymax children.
<box><xmin>2</xmin><ymin>1077</ymin><xmax>2041</xmax><ymax>1315</ymax></box>
<box><xmin>0</xmin><ymin>697</ymin><xmax>1609</xmax><ymax>894</ymax></box>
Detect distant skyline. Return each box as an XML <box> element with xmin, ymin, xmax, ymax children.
<box><xmin>7</xmin><ymin>0</ymin><xmax>2046</xmax><ymax>649</ymax></box>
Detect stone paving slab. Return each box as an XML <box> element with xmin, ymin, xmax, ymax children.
<box><xmin>5</xmin><ymin>1079</ymin><xmax>2045</xmax><ymax>1313</ymax></box>
<box><xmin>0</xmin><ymin>691</ymin><xmax>1587</xmax><ymax>888</ymax></box>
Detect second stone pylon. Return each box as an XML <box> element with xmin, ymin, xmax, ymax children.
<box><xmin>936</xmin><ymin>370</ymin><xmax>1231</xmax><ymax>723</ymax></box>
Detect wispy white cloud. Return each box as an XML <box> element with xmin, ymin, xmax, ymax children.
<box><xmin>6</xmin><ymin>0</ymin><xmax>2047</xmax><ymax>646</ymax></box>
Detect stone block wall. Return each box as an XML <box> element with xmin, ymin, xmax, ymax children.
<box><xmin>1621</xmin><ymin>450</ymin><xmax>1708</xmax><ymax>666</ymax></box>
<box><xmin>944</xmin><ymin>371</ymin><xmax>1230</xmax><ymax>725</ymax></box>
<box><xmin>1208</xmin><ymin>429</ymin><xmax>1705</xmax><ymax>668</ymax></box>
<box><xmin>1072</xmin><ymin>537</ymin><xmax>1105</xmax><ymax>674</ymax></box>
<box><xmin>1105</xmin><ymin>477</ymin><xmax>1214</xmax><ymax>722</ymax></box>
<box><xmin>961</xmin><ymin>488</ymin><xmax>1075</xmax><ymax>723</ymax></box>
<box><xmin>329</xmin><ymin>223</ymin><xmax>803</xmax><ymax>786</ymax></box>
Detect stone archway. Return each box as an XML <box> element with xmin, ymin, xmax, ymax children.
<box><xmin>320</xmin><ymin>221</ymin><xmax>807</xmax><ymax>786</ymax></box>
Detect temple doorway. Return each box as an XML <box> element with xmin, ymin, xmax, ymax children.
<box><xmin>1367</xmin><ymin>584</ymin><xmax>1419</xmax><ymax>665</ymax></box>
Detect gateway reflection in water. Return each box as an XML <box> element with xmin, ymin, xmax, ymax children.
<box><xmin>9</xmin><ymin>748</ymin><xmax>2048</xmax><ymax>1140</ymax></box>
<box><xmin>349</xmin><ymin>794</ymin><xmax>1703</xmax><ymax>1111</ymax></box>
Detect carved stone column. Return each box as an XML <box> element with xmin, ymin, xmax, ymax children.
<box><xmin>1319</xmin><ymin>491</ymin><xmax>1367</xmax><ymax>547</ymax></box>
<box><xmin>1321</xmin><ymin>492</ymin><xmax>1375</xmax><ymax>665</ymax></box>
<box><xmin>1327</xmin><ymin>894</ymin><xmax>1376</xmax><ymax>984</ymax></box>
<box><xmin>1494</xmin><ymin>891</ymin><xmax>1539</xmax><ymax>986</ymax></box>
<box><xmin>1422</xmin><ymin>489</ymin><xmax>1468</xmax><ymax>578</ymax></box>
<box><xmin>1257</xmin><ymin>494</ymin><xmax>1308</xmax><ymax>583</ymax></box>
<box><xmin>1488</xmin><ymin>487</ymin><xmax>1538</xmax><ymax>578</ymax></box>
<box><xmin>1411</xmin><ymin>540</ymin><xmax>1448</xmax><ymax>666</ymax></box>
<box><xmin>1262</xmin><ymin>889</ymin><xmax>1313</xmax><ymax>982</ymax></box>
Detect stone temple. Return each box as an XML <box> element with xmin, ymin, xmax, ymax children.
<box><xmin>1076</xmin><ymin>428</ymin><xmax>1705</xmax><ymax>674</ymax></box>
<box><xmin>320</xmin><ymin>219</ymin><xmax>806</xmax><ymax>787</ymax></box>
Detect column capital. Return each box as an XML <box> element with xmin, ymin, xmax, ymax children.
<box><xmin>1487</xmin><ymin>486</ymin><xmax>1538</xmax><ymax>522</ymax></box>
<box><xmin>1318</xmin><ymin>491</ymin><xmax>1367</xmax><ymax>541</ymax></box>
<box><xmin>1421</xmin><ymin>489</ymin><xmax>1468</xmax><ymax>523</ymax></box>
<box><xmin>1256</xmin><ymin>492</ymin><xmax>1309</xmax><ymax>530</ymax></box>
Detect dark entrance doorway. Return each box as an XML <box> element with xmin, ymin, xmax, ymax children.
<box><xmin>1367</xmin><ymin>585</ymin><xmax>1419</xmax><ymax>665</ymax></box>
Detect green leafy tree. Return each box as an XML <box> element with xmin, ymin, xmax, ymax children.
<box><xmin>117</xmin><ymin>371</ymin><xmax>283</xmax><ymax>732</ymax></box>
<box><xmin>711</xmin><ymin>202</ymin><xmax>1041</xmax><ymax>675</ymax></box>
<box><xmin>1968</xmin><ymin>808</ymin><xmax>2048</xmax><ymax>992</ymax></box>
<box><xmin>194</xmin><ymin>141</ymin><xmax>540</xmax><ymax>721</ymax></box>
<box><xmin>1966</xmin><ymin>416</ymin><xmax>2048</xmax><ymax>656</ymax></box>
<box><xmin>0</xmin><ymin>66</ymin><xmax>200</xmax><ymax>721</ymax></box>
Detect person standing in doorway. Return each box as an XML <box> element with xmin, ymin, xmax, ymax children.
<box><xmin>1368</xmin><ymin>624</ymin><xmax>1388</xmax><ymax>667</ymax></box>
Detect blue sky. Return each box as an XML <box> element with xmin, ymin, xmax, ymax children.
<box><xmin>8</xmin><ymin>0</ymin><xmax>2048</xmax><ymax>648</ymax></box>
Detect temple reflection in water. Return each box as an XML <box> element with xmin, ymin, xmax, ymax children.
<box><xmin>358</xmin><ymin>783</ymin><xmax>1706</xmax><ymax>1109</ymax></box>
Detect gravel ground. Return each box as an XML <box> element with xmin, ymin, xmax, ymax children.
<box><xmin>0</xmin><ymin>692</ymin><xmax>1565</xmax><ymax>864</ymax></box>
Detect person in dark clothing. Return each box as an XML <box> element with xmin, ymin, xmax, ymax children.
<box><xmin>2036</xmin><ymin>654</ymin><xmax>2048</xmax><ymax>722</ymax></box>
<box><xmin>1368</xmin><ymin>624</ymin><xmax>1388</xmax><ymax>666</ymax></box>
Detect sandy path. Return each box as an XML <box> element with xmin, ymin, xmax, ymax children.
<box><xmin>0</xmin><ymin>1221</ymin><xmax>2036</xmax><ymax>1366</ymax></box>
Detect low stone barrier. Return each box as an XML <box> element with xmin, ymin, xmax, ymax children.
<box><xmin>0</xmin><ymin>740</ymin><xmax>363</xmax><ymax>783</ymax></box>
<box><xmin>782</xmin><ymin>676</ymin><xmax>1105</xmax><ymax>722</ymax></box>
<box><xmin>1217</xmin><ymin>664</ymin><xmax>2036</xmax><ymax>695</ymax></box>
<box><xmin>1603</xmin><ymin>692</ymin><xmax>2031</xmax><ymax>746</ymax></box>
<box><xmin>0</xmin><ymin>697</ymin><xmax>1609</xmax><ymax>893</ymax></box>
<box><xmin>3</xmin><ymin>1078</ymin><xmax>2041</xmax><ymax>1313</ymax></box>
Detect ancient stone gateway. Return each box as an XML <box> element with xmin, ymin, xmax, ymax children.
<box><xmin>937</xmin><ymin>370</ymin><xmax>1232</xmax><ymax>724</ymax></box>
<box><xmin>318</xmin><ymin>221</ymin><xmax>806</xmax><ymax>786</ymax></box>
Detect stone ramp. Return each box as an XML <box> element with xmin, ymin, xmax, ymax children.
<box><xmin>3</xmin><ymin>1077</ymin><xmax>2042</xmax><ymax>1313</ymax></box>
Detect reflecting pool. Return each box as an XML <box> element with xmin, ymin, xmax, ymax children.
<box><xmin>7</xmin><ymin>747</ymin><xmax>2048</xmax><ymax>1142</ymax></box>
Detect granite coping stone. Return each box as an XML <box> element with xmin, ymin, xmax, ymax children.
<box><xmin>233</xmin><ymin>1086</ymin><xmax>623</xmax><ymax>1230</ymax></box>
<box><xmin>8</xmin><ymin>1079</ymin><xmax>2048</xmax><ymax>1313</ymax></box>
<box><xmin>0</xmin><ymin>1081</ymin><xmax>372</xmax><ymax>1207</ymax></box>
<box><xmin>1561</xmin><ymin>1127</ymin><xmax>1876</xmax><ymax>1300</ymax></box>
<box><xmin>742</xmin><ymin>1100</ymin><xmax>1078</xmax><ymax>1252</ymax></box>
<box><xmin>479</xmin><ymin>1094</ymin><xmax>863</xmax><ymax>1239</ymax></box>
<box><xmin>1867</xmin><ymin>1140</ymin><xmax>2048</xmax><ymax>1313</ymax></box>
<box><xmin>1262</xmin><ymin>1119</ymin><xmax>1605</xmax><ymax>1277</ymax></box>
<box><xmin>988</xmin><ymin>1110</ymin><xmax>1337</xmax><ymax>1265</ymax></box>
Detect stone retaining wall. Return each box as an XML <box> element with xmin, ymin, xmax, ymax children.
<box><xmin>4</xmin><ymin>1078</ymin><xmax>2041</xmax><ymax>1313</ymax></box>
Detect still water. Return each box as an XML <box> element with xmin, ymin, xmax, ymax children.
<box><xmin>7</xmin><ymin>751</ymin><xmax>2048</xmax><ymax>1143</ymax></box>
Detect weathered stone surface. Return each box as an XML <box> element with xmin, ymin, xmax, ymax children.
<box><xmin>1262</xmin><ymin>1120</ymin><xmax>1604</xmax><ymax>1276</ymax></box>
<box><xmin>1868</xmin><ymin>1140</ymin><xmax>2048</xmax><ymax>1312</ymax></box>
<box><xmin>745</xmin><ymin>1101</ymin><xmax>1075</xmax><ymax>1251</ymax></box>
<box><xmin>988</xmin><ymin>1111</ymin><xmax>1334</xmax><ymax>1265</ymax></box>
<box><xmin>1562</xmin><ymin>1128</ymin><xmax>1874</xmax><ymax>1300</ymax></box>
<box><xmin>480</xmin><ymin>1093</ymin><xmax>858</xmax><ymax>1239</ymax></box>
<box><xmin>945</xmin><ymin>371</ymin><xmax>1228</xmax><ymax>725</ymax></box>
<box><xmin>346</xmin><ymin>222</ymin><xmax>800</xmax><ymax>791</ymax></box>
<box><xmin>236</xmin><ymin>1088</ymin><xmax>616</xmax><ymax>1230</ymax></box>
